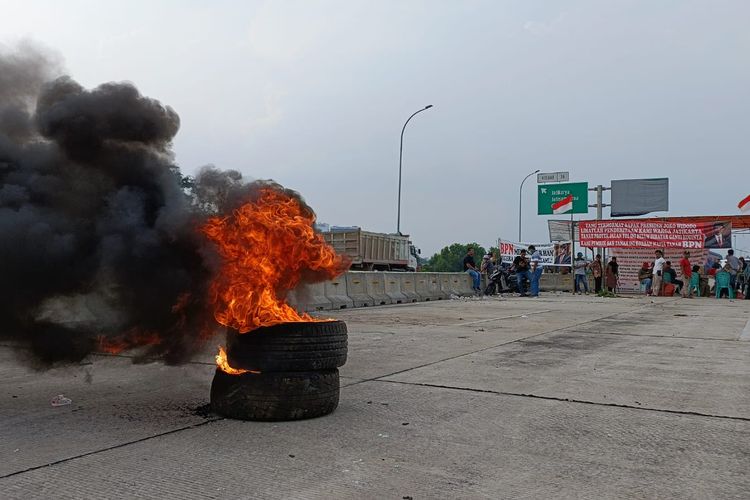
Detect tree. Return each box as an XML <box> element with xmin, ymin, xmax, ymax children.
<box><xmin>422</xmin><ymin>242</ymin><xmax>487</xmax><ymax>272</ymax></box>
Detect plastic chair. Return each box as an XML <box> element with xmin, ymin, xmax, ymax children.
<box><xmin>688</xmin><ymin>274</ymin><xmax>700</xmax><ymax>296</ymax></box>
<box><xmin>715</xmin><ymin>271</ymin><xmax>735</xmax><ymax>299</ymax></box>
<box><xmin>662</xmin><ymin>283</ymin><xmax>676</xmax><ymax>297</ymax></box>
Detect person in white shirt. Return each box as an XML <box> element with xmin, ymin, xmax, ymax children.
<box><xmin>652</xmin><ymin>250</ymin><xmax>666</xmax><ymax>296</ymax></box>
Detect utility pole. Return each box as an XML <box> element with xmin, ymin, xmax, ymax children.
<box><xmin>588</xmin><ymin>184</ymin><xmax>611</xmax><ymax>260</ymax></box>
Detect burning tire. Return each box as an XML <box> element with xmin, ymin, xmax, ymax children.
<box><xmin>226</xmin><ymin>320</ymin><xmax>347</xmax><ymax>372</ymax></box>
<box><xmin>210</xmin><ymin>368</ymin><xmax>340</xmax><ymax>421</ymax></box>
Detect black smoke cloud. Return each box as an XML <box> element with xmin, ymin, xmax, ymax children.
<box><xmin>0</xmin><ymin>45</ymin><xmax>264</xmax><ymax>366</ymax></box>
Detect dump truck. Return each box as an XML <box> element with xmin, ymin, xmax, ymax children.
<box><xmin>321</xmin><ymin>227</ymin><xmax>420</xmax><ymax>271</ymax></box>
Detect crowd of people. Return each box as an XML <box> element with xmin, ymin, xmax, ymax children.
<box><xmin>636</xmin><ymin>249</ymin><xmax>749</xmax><ymax>299</ymax></box>
<box><xmin>463</xmin><ymin>246</ymin><xmax>619</xmax><ymax>298</ymax></box>
<box><xmin>572</xmin><ymin>252</ymin><xmax>619</xmax><ymax>294</ymax></box>
<box><xmin>463</xmin><ymin>246</ymin><xmax>543</xmax><ymax>297</ymax></box>
<box><xmin>463</xmin><ymin>245</ymin><xmax>750</xmax><ymax>300</ymax></box>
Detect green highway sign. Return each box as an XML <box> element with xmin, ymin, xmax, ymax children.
<box><xmin>537</xmin><ymin>182</ymin><xmax>589</xmax><ymax>215</ymax></box>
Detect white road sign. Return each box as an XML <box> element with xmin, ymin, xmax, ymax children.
<box><xmin>537</xmin><ymin>171</ymin><xmax>570</xmax><ymax>183</ymax></box>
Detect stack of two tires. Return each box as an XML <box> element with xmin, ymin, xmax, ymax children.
<box><xmin>210</xmin><ymin>321</ymin><xmax>348</xmax><ymax>421</ymax></box>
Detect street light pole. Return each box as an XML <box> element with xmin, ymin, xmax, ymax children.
<box><xmin>397</xmin><ymin>105</ymin><xmax>433</xmax><ymax>235</ymax></box>
<box><xmin>518</xmin><ymin>169</ymin><xmax>540</xmax><ymax>241</ymax></box>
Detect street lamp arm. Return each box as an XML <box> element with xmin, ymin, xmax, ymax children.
<box><xmin>397</xmin><ymin>105</ymin><xmax>434</xmax><ymax>235</ymax></box>
<box><xmin>401</xmin><ymin>107</ymin><xmax>429</xmax><ymax>140</ymax></box>
<box><xmin>518</xmin><ymin>169</ymin><xmax>541</xmax><ymax>242</ymax></box>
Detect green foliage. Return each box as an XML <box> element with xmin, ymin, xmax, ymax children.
<box><xmin>422</xmin><ymin>242</ymin><xmax>487</xmax><ymax>272</ymax></box>
<box><xmin>596</xmin><ymin>290</ymin><xmax>617</xmax><ymax>298</ymax></box>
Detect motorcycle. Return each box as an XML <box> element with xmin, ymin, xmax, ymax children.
<box><xmin>484</xmin><ymin>264</ymin><xmax>523</xmax><ymax>295</ymax></box>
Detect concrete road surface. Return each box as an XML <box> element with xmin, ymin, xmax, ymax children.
<box><xmin>2</xmin><ymin>294</ymin><xmax>749</xmax><ymax>499</ymax></box>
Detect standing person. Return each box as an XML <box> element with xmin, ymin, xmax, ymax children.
<box><xmin>512</xmin><ymin>249</ymin><xmax>530</xmax><ymax>296</ymax></box>
<box><xmin>679</xmin><ymin>251</ymin><xmax>693</xmax><ymax>298</ymax></box>
<box><xmin>480</xmin><ymin>253</ymin><xmax>494</xmax><ymax>275</ymax></box>
<box><xmin>528</xmin><ymin>245</ymin><xmax>542</xmax><ymax>297</ymax></box>
<box><xmin>725</xmin><ymin>249</ymin><xmax>740</xmax><ymax>289</ymax></box>
<box><xmin>573</xmin><ymin>252</ymin><xmax>589</xmax><ymax>295</ymax></box>
<box><xmin>652</xmin><ymin>250</ymin><xmax>666</xmax><ymax>296</ymax></box>
<box><xmin>480</xmin><ymin>253</ymin><xmax>495</xmax><ymax>295</ymax></box>
<box><xmin>605</xmin><ymin>256</ymin><xmax>619</xmax><ymax>293</ymax></box>
<box><xmin>463</xmin><ymin>247</ymin><xmax>481</xmax><ymax>294</ymax></box>
<box><xmin>591</xmin><ymin>254</ymin><xmax>603</xmax><ymax>293</ymax></box>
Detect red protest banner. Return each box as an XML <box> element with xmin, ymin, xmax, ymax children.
<box><xmin>579</xmin><ymin>220</ymin><xmax>731</xmax><ymax>249</ymax></box>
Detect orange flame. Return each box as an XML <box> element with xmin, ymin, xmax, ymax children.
<box><xmin>97</xmin><ymin>329</ymin><xmax>162</xmax><ymax>354</ymax></box>
<box><xmin>202</xmin><ymin>186</ymin><xmax>348</xmax><ymax>333</ymax></box>
<box><xmin>215</xmin><ymin>346</ymin><xmax>258</xmax><ymax>375</ymax></box>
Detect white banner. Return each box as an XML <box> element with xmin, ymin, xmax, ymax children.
<box><xmin>498</xmin><ymin>240</ymin><xmax>573</xmax><ymax>267</ymax></box>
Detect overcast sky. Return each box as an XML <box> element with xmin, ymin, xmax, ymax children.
<box><xmin>2</xmin><ymin>0</ymin><xmax>749</xmax><ymax>256</ymax></box>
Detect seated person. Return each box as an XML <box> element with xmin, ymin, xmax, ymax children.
<box><xmin>637</xmin><ymin>262</ymin><xmax>652</xmax><ymax>294</ymax></box>
<box><xmin>707</xmin><ymin>262</ymin><xmax>720</xmax><ymax>277</ymax></box>
<box><xmin>663</xmin><ymin>261</ymin><xmax>683</xmax><ymax>293</ymax></box>
<box><xmin>715</xmin><ymin>265</ymin><xmax>733</xmax><ymax>298</ymax></box>
<box><xmin>687</xmin><ymin>264</ymin><xmax>701</xmax><ymax>298</ymax></box>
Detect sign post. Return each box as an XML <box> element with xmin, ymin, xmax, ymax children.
<box><xmin>537</xmin><ymin>171</ymin><xmax>570</xmax><ymax>184</ymax></box>
<box><xmin>538</xmin><ymin>182</ymin><xmax>589</xmax><ymax>215</ymax></box>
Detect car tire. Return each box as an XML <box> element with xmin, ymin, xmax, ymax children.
<box><xmin>226</xmin><ymin>320</ymin><xmax>347</xmax><ymax>372</ymax></box>
<box><xmin>210</xmin><ymin>368</ymin><xmax>340</xmax><ymax>421</ymax></box>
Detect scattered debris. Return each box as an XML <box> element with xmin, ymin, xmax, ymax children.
<box><xmin>521</xmin><ymin>315</ymin><xmax>528</xmax><ymax>318</ymax></box>
<box><xmin>191</xmin><ymin>403</ymin><xmax>213</xmax><ymax>418</ymax></box>
<box><xmin>378</xmin><ymin>433</ymin><xmax>389</xmax><ymax>438</ymax></box>
<box><xmin>289</xmin><ymin>454</ymin><xmax>295</xmax><ymax>458</ymax></box>
<box><xmin>50</xmin><ymin>394</ymin><xmax>72</xmax><ymax>407</ymax></box>
<box><xmin>402</xmin><ymin>422</ymin><xmax>410</xmax><ymax>426</ymax></box>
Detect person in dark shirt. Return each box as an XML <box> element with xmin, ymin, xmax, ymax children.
<box><xmin>512</xmin><ymin>249</ymin><xmax>530</xmax><ymax>296</ymax></box>
<box><xmin>463</xmin><ymin>247</ymin><xmax>481</xmax><ymax>293</ymax></box>
<box><xmin>664</xmin><ymin>261</ymin><xmax>683</xmax><ymax>293</ymax></box>
<box><xmin>605</xmin><ymin>257</ymin><xmax>619</xmax><ymax>292</ymax></box>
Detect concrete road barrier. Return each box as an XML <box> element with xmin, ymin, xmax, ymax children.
<box><xmin>287</xmin><ymin>282</ymin><xmax>330</xmax><ymax>312</ymax></box>
<box><xmin>364</xmin><ymin>273</ymin><xmax>390</xmax><ymax>306</ymax></box>
<box><xmin>398</xmin><ymin>273</ymin><xmax>420</xmax><ymax>303</ymax></box>
<box><xmin>441</xmin><ymin>273</ymin><xmax>473</xmax><ymax>297</ymax></box>
<box><xmin>426</xmin><ymin>272</ymin><xmax>448</xmax><ymax>300</ymax></box>
<box><xmin>383</xmin><ymin>273</ymin><xmax>407</xmax><ymax>304</ymax></box>
<box><xmin>540</xmin><ymin>272</ymin><xmax>575</xmax><ymax>292</ymax></box>
<box><xmin>324</xmin><ymin>276</ymin><xmax>354</xmax><ymax>309</ymax></box>
<box><xmin>455</xmin><ymin>273</ymin><xmax>474</xmax><ymax>295</ymax></box>
<box><xmin>290</xmin><ymin>272</ymin><xmax>484</xmax><ymax>312</ymax></box>
<box><xmin>345</xmin><ymin>272</ymin><xmax>374</xmax><ymax>307</ymax></box>
<box><xmin>414</xmin><ymin>273</ymin><xmax>434</xmax><ymax>301</ymax></box>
